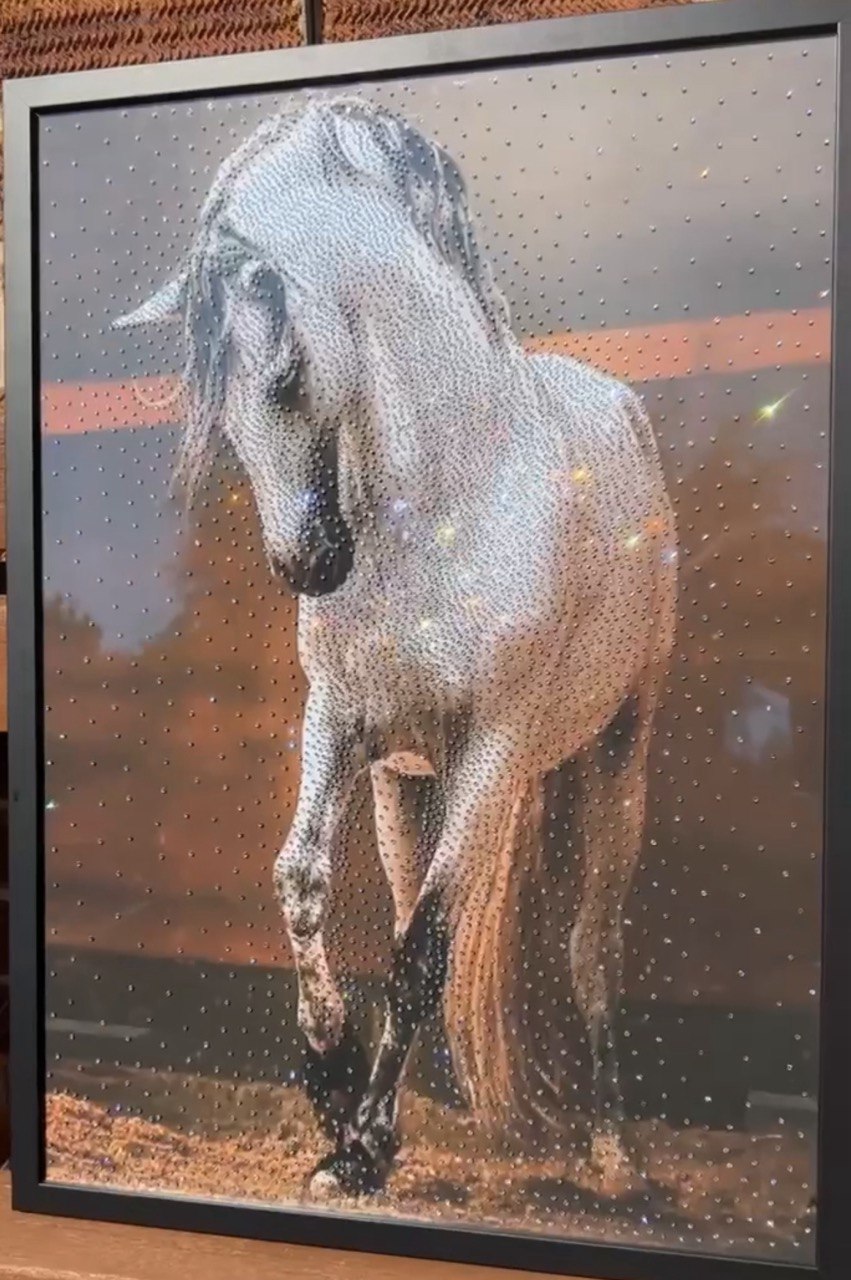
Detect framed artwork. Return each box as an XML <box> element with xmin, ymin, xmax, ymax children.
<box><xmin>5</xmin><ymin>2</ymin><xmax>851</xmax><ymax>1277</ymax></box>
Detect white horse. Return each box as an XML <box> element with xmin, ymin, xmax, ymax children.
<box><xmin>116</xmin><ymin>96</ymin><xmax>676</xmax><ymax>1199</ymax></box>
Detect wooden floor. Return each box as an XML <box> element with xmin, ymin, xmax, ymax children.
<box><xmin>0</xmin><ymin>1172</ymin><xmax>568</xmax><ymax>1280</ymax></box>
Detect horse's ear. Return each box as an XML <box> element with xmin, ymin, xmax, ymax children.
<box><xmin>112</xmin><ymin>273</ymin><xmax>187</xmax><ymax>328</ymax></box>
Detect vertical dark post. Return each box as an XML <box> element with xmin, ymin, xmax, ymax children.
<box><xmin>304</xmin><ymin>0</ymin><xmax>324</xmax><ymax>46</ymax></box>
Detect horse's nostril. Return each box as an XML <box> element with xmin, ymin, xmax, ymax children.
<box><xmin>272</xmin><ymin>522</ymin><xmax>354</xmax><ymax>597</ymax></box>
<box><xmin>305</xmin><ymin>554</ymin><xmax>349</xmax><ymax>595</ymax></box>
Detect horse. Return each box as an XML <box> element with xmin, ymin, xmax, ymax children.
<box><xmin>115</xmin><ymin>95</ymin><xmax>677</xmax><ymax>1199</ymax></box>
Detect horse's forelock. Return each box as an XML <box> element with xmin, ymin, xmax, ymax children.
<box><xmin>177</xmin><ymin>221</ymin><xmax>286</xmax><ymax>497</ymax></box>
<box><xmin>174</xmin><ymin>243</ymin><xmax>227</xmax><ymax>497</ymax></box>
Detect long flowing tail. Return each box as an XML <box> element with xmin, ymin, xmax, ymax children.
<box><xmin>443</xmin><ymin>773</ymin><xmax>588</xmax><ymax>1144</ymax></box>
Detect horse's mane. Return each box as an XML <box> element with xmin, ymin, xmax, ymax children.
<box><xmin>206</xmin><ymin>96</ymin><xmax>510</xmax><ymax>336</ymax></box>
<box><xmin>175</xmin><ymin>97</ymin><xmax>510</xmax><ymax>495</ymax></box>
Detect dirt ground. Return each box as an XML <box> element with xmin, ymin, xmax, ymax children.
<box><xmin>45</xmin><ymin>1071</ymin><xmax>815</xmax><ymax>1262</ymax></box>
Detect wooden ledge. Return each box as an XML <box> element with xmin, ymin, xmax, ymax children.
<box><xmin>0</xmin><ymin>1172</ymin><xmax>563</xmax><ymax>1280</ymax></box>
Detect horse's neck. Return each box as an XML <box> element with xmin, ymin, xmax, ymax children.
<box><xmin>353</xmin><ymin>251</ymin><xmax>516</xmax><ymax>521</ymax></box>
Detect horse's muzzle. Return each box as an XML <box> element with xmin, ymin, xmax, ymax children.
<box><xmin>274</xmin><ymin>517</ymin><xmax>355</xmax><ymax>597</ymax></box>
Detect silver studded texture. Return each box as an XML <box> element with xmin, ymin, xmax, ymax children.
<box><xmin>39</xmin><ymin>36</ymin><xmax>830</xmax><ymax>1260</ymax></box>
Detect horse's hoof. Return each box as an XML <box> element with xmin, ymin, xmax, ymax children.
<box><xmin>308</xmin><ymin>1168</ymin><xmax>347</xmax><ymax>1201</ymax></box>
<box><xmin>302</xmin><ymin>1019</ymin><xmax>370</xmax><ymax>1140</ymax></box>
<box><xmin>574</xmin><ymin>1132</ymin><xmax>646</xmax><ymax>1199</ymax></box>
<box><xmin>575</xmin><ymin>1157</ymin><xmax>645</xmax><ymax>1200</ymax></box>
<box><xmin>307</xmin><ymin>1143</ymin><xmax>389</xmax><ymax>1198</ymax></box>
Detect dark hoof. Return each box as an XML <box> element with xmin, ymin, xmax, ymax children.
<box><xmin>302</xmin><ymin>1020</ymin><xmax>370</xmax><ymax>1140</ymax></box>
<box><xmin>308</xmin><ymin>1141</ymin><xmax>389</xmax><ymax>1198</ymax></box>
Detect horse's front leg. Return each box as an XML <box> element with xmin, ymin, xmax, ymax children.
<box><xmin>309</xmin><ymin>741</ymin><xmax>516</xmax><ymax>1197</ymax></box>
<box><xmin>371</xmin><ymin>764</ymin><xmax>444</xmax><ymax>938</ymax></box>
<box><xmin>273</xmin><ymin>689</ymin><xmax>369</xmax><ymax>1141</ymax></box>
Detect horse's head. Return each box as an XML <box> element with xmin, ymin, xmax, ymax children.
<box><xmin>114</xmin><ymin>97</ymin><xmax>510</xmax><ymax>597</ymax></box>
<box><xmin>114</xmin><ymin>213</ymin><xmax>356</xmax><ymax>599</ymax></box>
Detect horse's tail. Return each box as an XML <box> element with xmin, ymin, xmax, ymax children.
<box><xmin>443</xmin><ymin>773</ymin><xmax>587</xmax><ymax>1144</ymax></box>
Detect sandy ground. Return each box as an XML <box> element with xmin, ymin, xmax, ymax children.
<box><xmin>45</xmin><ymin>1072</ymin><xmax>815</xmax><ymax>1262</ymax></box>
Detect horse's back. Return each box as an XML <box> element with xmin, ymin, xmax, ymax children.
<box><xmin>525</xmin><ymin>350</ymin><xmax>662</xmax><ymax>475</ymax></box>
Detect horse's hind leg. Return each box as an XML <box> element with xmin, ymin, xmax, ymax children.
<box><xmin>273</xmin><ymin>689</ymin><xmax>369</xmax><ymax>1142</ymax></box>
<box><xmin>570</xmin><ymin>692</ymin><xmax>653</xmax><ymax>1196</ymax></box>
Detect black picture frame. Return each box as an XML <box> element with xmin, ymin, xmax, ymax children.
<box><xmin>5</xmin><ymin>2</ymin><xmax>851</xmax><ymax>1277</ymax></box>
